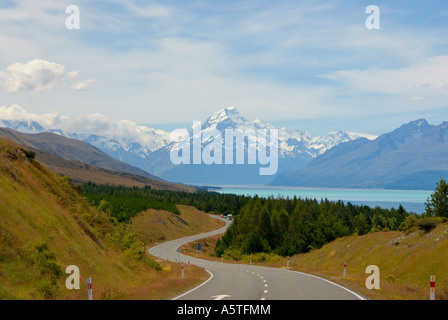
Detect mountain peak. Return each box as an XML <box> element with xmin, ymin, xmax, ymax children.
<box><xmin>394</xmin><ymin>119</ymin><xmax>431</xmax><ymax>135</ymax></box>
<box><xmin>204</xmin><ymin>107</ymin><xmax>247</xmax><ymax>129</ymax></box>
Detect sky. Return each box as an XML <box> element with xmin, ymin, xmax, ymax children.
<box><xmin>0</xmin><ymin>0</ymin><xmax>447</xmax><ymax>135</ymax></box>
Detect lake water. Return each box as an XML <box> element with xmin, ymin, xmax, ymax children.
<box><xmin>212</xmin><ymin>185</ymin><xmax>432</xmax><ymax>214</ymax></box>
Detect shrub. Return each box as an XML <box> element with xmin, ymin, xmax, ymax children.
<box><xmin>243</xmin><ymin>252</ymin><xmax>283</xmax><ymax>264</ymax></box>
<box><xmin>223</xmin><ymin>248</ymin><xmax>243</xmax><ymax>261</ymax></box>
<box><xmin>416</xmin><ymin>218</ymin><xmax>443</xmax><ymax>233</ymax></box>
<box><xmin>399</xmin><ymin>216</ymin><xmax>418</xmax><ymax>234</ymax></box>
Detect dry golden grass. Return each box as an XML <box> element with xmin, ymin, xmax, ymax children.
<box><xmin>129</xmin><ymin>205</ymin><xmax>225</xmax><ymax>245</ymax></box>
<box><xmin>286</xmin><ymin>225</ymin><xmax>448</xmax><ymax>300</ymax></box>
<box><xmin>0</xmin><ymin>138</ymin><xmax>214</xmax><ymax>300</ymax></box>
<box><xmin>180</xmin><ymin>225</ymin><xmax>448</xmax><ymax>300</ymax></box>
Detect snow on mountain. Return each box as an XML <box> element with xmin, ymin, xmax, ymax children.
<box><xmin>199</xmin><ymin>107</ymin><xmax>376</xmax><ymax>158</ymax></box>
<box><xmin>151</xmin><ymin>107</ymin><xmax>378</xmax><ymax>184</ymax></box>
<box><xmin>0</xmin><ymin>104</ymin><xmax>376</xmax><ymax>184</ymax></box>
<box><xmin>270</xmin><ymin>119</ymin><xmax>448</xmax><ymax>190</ymax></box>
<box><xmin>0</xmin><ymin>119</ymin><xmax>45</xmax><ymax>134</ymax></box>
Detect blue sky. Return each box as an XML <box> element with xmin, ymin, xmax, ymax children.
<box><xmin>0</xmin><ymin>0</ymin><xmax>447</xmax><ymax>135</ymax></box>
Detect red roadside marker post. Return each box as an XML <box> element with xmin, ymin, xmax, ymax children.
<box><xmin>430</xmin><ymin>275</ymin><xmax>435</xmax><ymax>300</ymax></box>
<box><xmin>87</xmin><ymin>278</ymin><xmax>93</xmax><ymax>300</ymax></box>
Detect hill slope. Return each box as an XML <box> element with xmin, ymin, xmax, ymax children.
<box><xmin>287</xmin><ymin>223</ymin><xmax>448</xmax><ymax>300</ymax></box>
<box><xmin>0</xmin><ymin>127</ymin><xmax>158</xmax><ymax>179</ymax></box>
<box><xmin>271</xmin><ymin>119</ymin><xmax>448</xmax><ymax>190</ymax></box>
<box><xmin>0</xmin><ymin>138</ymin><xmax>205</xmax><ymax>299</ymax></box>
<box><xmin>0</xmin><ymin>128</ymin><xmax>194</xmax><ymax>192</ymax></box>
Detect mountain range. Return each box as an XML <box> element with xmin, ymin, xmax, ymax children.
<box><xmin>0</xmin><ymin>107</ymin><xmax>376</xmax><ymax>185</ymax></box>
<box><xmin>2</xmin><ymin>106</ymin><xmax>446</xmax><ymax>190</ymax></box>
<box><xmin>270</xmin><ymin>119</ymin><xmax>448</xmax><ymax>190</ymax></box>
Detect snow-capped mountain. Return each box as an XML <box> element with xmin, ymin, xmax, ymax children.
<box><xmin>193</xmin><ymin>106</ymin><xmax>372</xmax><ymax>157</ymax></box>
<box><xmin>270</xmin><ymin>119</ymin><xmax>448</xmax><ymax>190</ymax></box>
<box><xmin>0</xmin><ymin>105</ymin><xmax>376</xmax><ymax>185</ymax></box>
<box><xmin>0</xmin><ymin>120</ymin><xmax>45</xmax><ymax>134</ymax></box>
<box><xmin>143</xmin><ymin>107</ymin><xmax>377</xmax><ymax>184</ymax></box>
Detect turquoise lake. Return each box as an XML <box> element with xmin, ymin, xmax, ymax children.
<box><xmin>213</xmin><ymin>186</ymin><xmax>432</xmax><ymax>214</ymax></box>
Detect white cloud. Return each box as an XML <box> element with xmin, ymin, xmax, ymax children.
<box><xmin>408</xmin><ymin>96</ymin><xmax>426</xmax><ymax>101</ymax></box>
<box><xmin>118</xmin><ymin>0</ymin><xmax>172</xmax><ymax>18</ymax></box>
<box><xmin>67</xmin><ymin>71</ymin><xmax>79</xmax><ymax>79</ymax></box>
<box><xmin>71</xmin><ymin>79</ymin><xmax>96</xmax><ymax>91</ymax></box>
<box><xmin>0</xmin><ymin>59</ymin><xmax>65</xmax><ymax>93</ymax></box>
<box><xmin>0</xmin><ymin>104</ymin><xmax>170</xmax><ymax>151</ymax></box>
<box><xmin>0</xmin><ymin>59</ymin><xmax>95</xmax><ymax>93</ymax></box>
<box><xmin>0</xmin><ymin>104</ymin><xmax>63</xmax><ymax>128</ymax></box>
<box><xmin>325</xmin><ymin>56</ymin><xmax>448</xmax><ymax>95</ymax></box>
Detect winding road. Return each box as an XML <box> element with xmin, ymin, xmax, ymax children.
<box><xmin>149</xmin><ymin>215</ymin><xmax>366</xmax><ymax>300</ymax></box>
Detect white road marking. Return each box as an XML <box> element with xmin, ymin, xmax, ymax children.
<box><xmin>211</xmin><ymin>294</ymin><xmax>231</xmax><ymax>300</ymax></box>
<box><xmin>172</xmin><ymin>269</ymin><xmax>214</xmax><ymax>300</ymax></box>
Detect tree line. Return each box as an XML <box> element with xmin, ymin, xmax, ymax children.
<box><xmin>215</xmin><ymin>196</ymin><xmax>410</xmax><ymax>257</ymax></box>
<box><xmin>82</xmin><ymin>178</ymin><xmax>448</xmax><ymax>259</ymax></box>
<box><xmin>82</xmin><ymin>183</ymin><xmax>250</xmax><ymax>222</ymax></box>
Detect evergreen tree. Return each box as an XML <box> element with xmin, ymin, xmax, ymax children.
<box><xmin>425</xmin><ymin>178</ymin><xmax>448</xmax><ymax>218</ymax></box>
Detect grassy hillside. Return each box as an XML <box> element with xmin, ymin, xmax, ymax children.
<box><xmin>34</xmin><ymin>148</ymin><xmax>195</xmax><ymax>192</ymax></box>
<box><xmin>0</xmin><ymin>138</ymin><xmax>208</xmax><ymax>300</ymax></box>
<box><xmin>184</xmin><ymin>223</ymin><xmax>448</xmax><ymax>300</ymax></box>
<box><xmin>285</xmin><ymin>223</ymin><xmax>448</xmax><ymax>300</ymax></box>
<box><xmin>0</xmin><ymin>128</ymin><xmax>195</xmax><ymax>192</ymax></box>
<box><xmin>130</xmin><ymin>205</ymin><xmax>224</xmax><ymax>244</ymax></box>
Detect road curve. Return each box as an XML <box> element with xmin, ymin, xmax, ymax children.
<box><xmin>149</xmin><ymin>215</ymin><xmax>366</xmax><ymax>301</ymax></box>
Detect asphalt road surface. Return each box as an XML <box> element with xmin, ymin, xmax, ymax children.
<box><xmin>149</xmin><ymin>216</ymin><xmax>366</xmax><ymax>300</ymax></box>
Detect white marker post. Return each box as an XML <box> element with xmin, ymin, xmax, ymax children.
<box><xmin>343</xmin><ymin>262</ymin><xmax>346</xmax><ymax>279</ymax></box>
<box><xmin>430</xmin><ymin>275</ymin><xmax>435</xmax><ymax>300</ymax></box>
<box><xmin>87</xmin><ymin>278</ymin><xmax>93</xmax><ymax>300</ymax></box>
<box><xmin>181</xmin><ymin>264</ymin><xmax>184</xmax><ymax>279</ymax></box>
<box><xmin>287</xmin><ymin>257</ymin><xmax>290</xmax><ymax>269</ymax></box>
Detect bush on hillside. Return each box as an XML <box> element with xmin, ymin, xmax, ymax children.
<box><xmin>416</xmin><ymin>217</ymin><xmax>443</xmax><ymax>233</ymax></box>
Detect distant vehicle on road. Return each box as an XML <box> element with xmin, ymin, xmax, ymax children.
<box><xmin>228</xmin><ymin>214</ymin><xmax>232</xmax><ymax>220</ymax></box>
